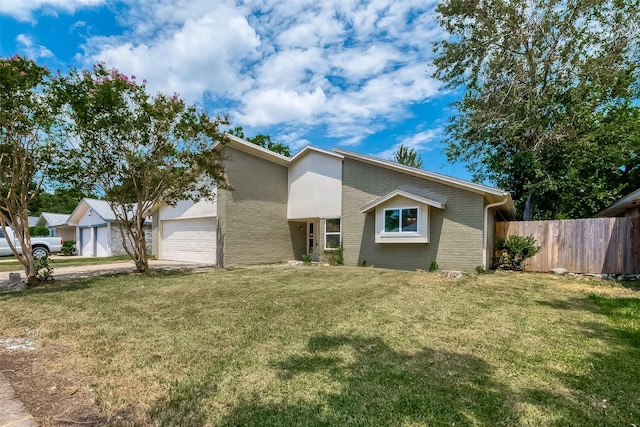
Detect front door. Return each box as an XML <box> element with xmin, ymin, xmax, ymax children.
<box><xmin>308</xmin><ymin>221</ymin><xmax>320</xmax><ymax>261</ymax></box>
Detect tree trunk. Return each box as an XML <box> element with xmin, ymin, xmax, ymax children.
<box><xmin>523</xmin><ymin>193</ymin><xmax>534</xmax><ymax>221</ymax></box>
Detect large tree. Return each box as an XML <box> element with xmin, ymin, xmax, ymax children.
<box><xmin>393</xmin><ymin>144</ymin><xmax>423</xmax><ymax>168</ymax></box>
<box><xmin>54</xmin><ymin>64</ymin><xmax>229</xmax><ymax>272</ymax></box>
<box><xmin>432</xmin><ymin>0</ymin><xmax>640</xmax><ymax>219</ymax></box>
<box><xmin>0</xmin><ymin>55</ymin><xmax>61</xmax><ymax>285</ymax></box>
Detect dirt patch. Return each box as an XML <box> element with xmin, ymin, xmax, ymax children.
<box><xmin>0</xmin><ymin>342</ymin><xmax>105</xmax><ymax>426</ymax></box>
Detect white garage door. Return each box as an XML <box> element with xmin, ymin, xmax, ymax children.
<box><xmin>161</xmin><ymin>218</ymin><xmax>217</xmax><ymax>264</ymax></box>
<box><xmin>95</xmin><ymin>226</ymin><xmax>109</xmax><ymax>257</ymax></box>
<box><xmin>81</xmin><ymin>228</ymin><xmax>92</xmax><ymax>256</ymax></box>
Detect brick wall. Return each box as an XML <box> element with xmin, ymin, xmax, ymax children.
<box><xmin>109</xmin><ymin>223</ymin><xmax>152</xmax><ymax>256</ymax></box>
<box><xmin>342</xmin><ymin>158</ymin><xmax>485</xmax><ymax>271</ymax></box>
<box><xmin>217</xmin><ymin>147</ymin><xmax>294</xmax><ymax>266</ymax></box>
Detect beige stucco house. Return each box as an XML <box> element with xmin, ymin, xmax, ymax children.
<box><xmin>152</xmin><ymin>135</ymin><xmax>515</xmax><ymax>271</ymax></box>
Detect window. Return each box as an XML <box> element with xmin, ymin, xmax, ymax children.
<box><xmin>324</xmin><ymin>218</ymin><xmax>341</xmax><ymax>249</ymax></box>
<box><xmin>383</xmin><ymin>207</ymin><xmax>418</xmax><ymax>233</ymax></box>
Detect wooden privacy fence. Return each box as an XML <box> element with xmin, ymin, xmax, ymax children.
<box><xmin>496</xmin><ymin>218</ymin><xmax>640</xmax><ymax>274</ymax></box>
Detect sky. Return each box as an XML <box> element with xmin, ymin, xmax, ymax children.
<box><xmin>0</xmin><ymin>0</ymin><xmax>473</xmax><ymax>180</ymax></box>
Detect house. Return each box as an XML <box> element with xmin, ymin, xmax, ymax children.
<box><xmin>595</xmin><ymin>187</ymin><xmax>640</xmax><ymax>218</ymax></box>
<box><xmin>68</xmin><ymin>198</ymin><xmax>152</xmax><ymax>257</ymax></box>
<box><xmin>152</xmin><ymin>136</ymin><xmax>515</xmax><ymax>271</ymax></box>
<box><xmin>35</xmin><ymin>212</ymin><xmax>75</xmax><ymax>241</ymax></box>
<box><xmin>28</xmin><ymin>216</ymin><xmax>39</xmax><ymax>227</ymax></box>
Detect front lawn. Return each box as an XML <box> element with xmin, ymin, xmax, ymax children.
<box><xmin>0</xmin><ymin>267</ymin><xmax>638</xmax><ymax>426</ymax></box>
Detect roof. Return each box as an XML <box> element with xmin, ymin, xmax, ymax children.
<box><xmin>594</xmin><ymin>187</ymin><xmax>640</xmax><ymax>217</ymax></box>
<box><xmin>68</xmin><ymin>198</ymin><xmax>117</xmax><ymax>224</ymax></box>
<box><xmin>333</xmin><ymin>148</ymin><xmax>515</xmax><ymax>214</ymax></box>
<box><xmin>36</xmin><ymin>212</ymin><xmax>71</xmax><ymax>227</ymax></box>
<box><xmin>290</xmin><ymin>145</ymin><xmax>344</xmax><ymax>162</ymax></box>
<box><xmin>360</xmin><ymin>189</ymin><xmax>447</xmax><ymax>213</ymax></box>
<box><xmin>223</xmin><ymin>134</ymin><xmax>290</xmax><ymax>166</ymax></box>
<box><xmin>27</xmin><ymin>216</ymin><xmax>39</xmax><ymax>227</ymax></box>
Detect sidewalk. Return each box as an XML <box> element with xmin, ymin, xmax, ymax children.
<box><xmin>0</xmin><ymin>373</ymin><xmax>37</xmax><ymax>427</ymax></box>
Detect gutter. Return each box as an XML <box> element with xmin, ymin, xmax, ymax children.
<box><xmin>483</xmin><ymin>195</ymin><xmax>509</xmax><ymax>270</ymax></box>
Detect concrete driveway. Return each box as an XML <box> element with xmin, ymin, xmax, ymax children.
<box><xmin>0</xmin><ymin>259</ymin><xmax>211</xmax><ymax>283</ymax></box>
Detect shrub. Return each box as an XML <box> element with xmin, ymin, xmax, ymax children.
<box><xmin>29</xmin><ymin>226</ymin><xmax>50</xmax><ymax>237</ymax></box>
<box><xmin>301</xmin><ymin>254</ymin><xmax>312</xmax><ymax>265</ymax></box>
<box><xmin>495</xmin><ymin>235</ymin><xmax>541</xmax><ymax>271</ymax></box>
<box><xmin>61</xmin><ymin>240</ymin><xmax>76</xmax><ymax>256</ymax></box>
<box><xmin>327</xmin><ymin>245</ymin><xmax>344</xmax><ymax>266</ymax></box>
<box><xmin>35</xmin><ymin>255</ymin><xmax>54</xmax><ymax>281</ymax></box>
<box><xmin>475</xmin><ymin>265</ymin><xmax>485</xmax><ymax>274</ymax></box>
<box><xmin>429</xmin><ymin>260</ymin><xmax>439</xmax><ymax>272</ymax></box>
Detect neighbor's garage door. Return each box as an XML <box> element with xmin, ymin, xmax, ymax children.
<box><xmin>80</xmin><ymin>228</ymin><xmax>92</xmax><ymax>256</ymax></box>
<box><xmin>161</xmin><ymin>218</ymin><xmax>217</xmax><ymax>264</ymax></box>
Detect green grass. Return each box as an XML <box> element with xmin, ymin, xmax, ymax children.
<box><xmin>0</xmin><ymin>266</ymin><xmax>638</xmax><ymax>426</ymax></box>
<box><xmin>0</xmin><ymin>255</ymin><xmax>131</xmax><ymax>272</ymax></box>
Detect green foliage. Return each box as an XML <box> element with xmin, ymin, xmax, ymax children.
<box><xmin>301</xmin><ymin>254</ymin><xmax>312</xmax><ymax>265</ymax></box>
<box><xmin>393</xmin><ymin>144</ymin><xmax>423</xmax><ymax>168</ymax></box>
<box><xmin>29</xmin><ymin>188</ymin><xmax>94</xmax><ymax>216</ymax></box>
<box><xmin>53</xmin><ymin>63</ymin><xmax>230</xmax><ymax>272</ymax></box>
<box><xmin>0</xmin><ymin>55</ymin><xmax>63</xmax><ymax>284</ymax></box>
<box><xmin>359</xmin><ymin>259</ymin><xmax>367</xmax><ymax>267</ymax></box>
<box><xmin>475</xmin><ymin>265</ymin><xmax>486</xmax><ymax>274</ymax></box>
<box><xmin>228</xmin><ymin>126</ymin><xmax>291</xmax><ymax>156</ymax></box>
<box><xmin>61</xmin><ymin>240</ymin><xmax>76</xmax><ymax>256</ymax></box>
<box><xmin>495</xmin><ymin>235</ymin><xmax>542</xmax><ymax>271</ymax></box>
<box><xmin>29</xmin><ymin>226</ymin><xmax>50</xmax><ymax>237</ymax></box>
<box><xmin>325</xmin><ymin>245</ymin><xmax>344</xmax><ymax>266</ymax></box>
<box><xmin>429</xmin><ymin>260</ymin><xmax>439</xmax><ymax>272</ymax></box>
<box><xmin>34</xmin><ymin>255</ymin><xmax>54</xmax><ymax>281</ymax></box>
<box><xmin>432</xmin><ymin>0</ymin><xmax>640</xmax><ymax>220</ymax></box>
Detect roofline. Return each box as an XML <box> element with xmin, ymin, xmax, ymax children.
<box><xmin>223</xmin><ymin>133</ymin><xmax>291</xmax><ymax>166</ymax></box>
<box><xmin>68</xmin><ymin>198</ymin><xmax>109</xmax><ymax>224</ymax></box>
<box><xmin>360</xmin><ymin>189</ymin><xmax>446</xmax><ymax>213</ymax></box>
<box><xmin>333</xmin><ymin>148</ymin><xmax>509</xmax><ymax>197</ymax></box>
<box><xmin>290</xmin><ymin>145</ymin><xmax>344</xmax><ymax>162</ymax></box>
<box><xmin>594</xmin><ymin>187</ymin><xmax>640</xmax><ymax>217</ymax></box>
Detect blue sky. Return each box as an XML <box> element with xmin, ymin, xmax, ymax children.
<box><xmin>0</xmin><ymin>0</ymin><xmax>473</xmax><ymax>180</ymax></box>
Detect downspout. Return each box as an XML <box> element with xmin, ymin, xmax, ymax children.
<box><xmin>483</xmin><ymin>195</ymin><xmax>509</xmax><ymax>270</ymax></box>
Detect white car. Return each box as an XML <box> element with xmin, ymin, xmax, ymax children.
<box><xmin>0</xmin><ymin>227</ymin><xmax>63</xmax><ymax>258</ymax></box>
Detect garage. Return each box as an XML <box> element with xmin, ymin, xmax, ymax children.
<box><xmin>161</xmin><ymin>218</ymin><xmax>217</xmax><ymax>264</ymax></box>
<box><xmin>80</xmin><ymin>226</ymin><xmax>109</xmax><ymax>257</ymax></box>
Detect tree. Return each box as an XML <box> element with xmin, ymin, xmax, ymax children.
<box><xmin>54</xmin><ymin>63</ymin><xmax>230</xmax><ymax>272</ymax></box>
<box><xmin>29</xmin><ymin>187</ymin><xmax>95</xmax><ymax>215</ymax></box>
<box><xmin>0</xmin><ymin>55</ymin><xmax>61</xmax><ymax>285</ymax></box>
<box><xmin>393</xmin><ymin>144</ymin><xmax>423</xmax><ymax>168</ymax></box>
<box><xmin>228</xmin><ymin>126</ymin><xmax>291</xmax><ymax>157</ymax></box>
<box><xmin>432</xmin><ymin>0</ymin><xmax>640</xmax><ymax>219</ymax></box>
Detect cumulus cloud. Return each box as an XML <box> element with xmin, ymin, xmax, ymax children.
<box><xmin>74</xmin><ymin>0</ymin><xmax>445</xmax><ymax>145</ymax></box>
<box><xmin>15</xmin><ymin>34</ymin><xmax>54</xmax><ymax>59</ymax></box>
<box><xmin>1</xmin><ymin>0</ymin><xmax>104</xmax><ymax>21</ymax></box>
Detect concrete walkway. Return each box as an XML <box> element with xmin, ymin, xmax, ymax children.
<box><xmin>0</xmin><ymin>373</ymin><xmax>37</xmax><ymax>427</ymax></box>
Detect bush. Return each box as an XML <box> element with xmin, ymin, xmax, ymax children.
<box><xmin>301</xmin><ymin>254</ymin><xmax>312</xmax><ymax>265</ymax></box>
<box><xmin>429</xmin><ymin>260</ymin><xmax>439</xmax><ymax>272</ymax></box>
<box><xmin>61</xmin><ymin>240</ymin><xmax>76</xmax><ymax>256</ymax></box>
<box><xmin>35</xmin><ymin>255</ymin><xmax>54</xmax><ymax>281</ymax></box>
<box><xmin>29</xmin><ymin>226</ymin><xmax>50</xmax><ymax>237</ymax></box>
<box><xmin>495</xmin><ymin>235</ymin><xmax>541</xmax><ymax>271</ymax></box>
<box><xmin>326</xmin><ymin>245</ymin><xmax>344</xmax><ymax>266</ymax></box>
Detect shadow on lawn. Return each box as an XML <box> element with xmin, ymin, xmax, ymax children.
<box><xmin>213</xmin><ymin>334</ymin><xmax>514</xmax><ymax>426</ymax></box>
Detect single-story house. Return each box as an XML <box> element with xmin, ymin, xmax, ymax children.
<box><xmin>152</xmin><ymin>136</ymin><xmax>515</xmax><ymax>270</ymax></box>
<box><xmin>36</xmin><ymin>212</ymin><xmax>75</xmax><ymax>241</ymax></box>
<box><xmin>68</xmin><ymin>198</ymin><xmax>152</xmax><ymax>257</ymax></box>
<box><xmin>28</xmin><ymin>216</ymin><xmax>39</xmax><ymax>227</ymax></box>
<box><xmin>595</xmin><ymin>187</ymin><xmax>640</xmax><ymax>218</ymax></box>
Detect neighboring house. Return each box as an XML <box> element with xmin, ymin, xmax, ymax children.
<box><xmin>28</xmin><ymin>216</ymin><xmax>39</xmax><ymax>227</ymax></box>
<box><xmin>68</xmin><ymin>198</ymin><xmax>152</xmax><ymax>257</ymax></box>
<box><xmin>36</xmin><ymin>212</ymin><xmax>75</xmax><ymax>241</ymax></box>
<box><xmin>595</xmin><ymin>187</ymin><xmax>640</xmax><ymax>218</ymax></box>
<box><xmin>152</xmin><ymin>136</ymin><xmax>515</xmax><ymax>271</ymax></box>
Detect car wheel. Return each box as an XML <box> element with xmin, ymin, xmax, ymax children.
<box><xmin>32</xmin><ymin>246</ymin><xmax>50</xmax><ymax>258</ymax></box>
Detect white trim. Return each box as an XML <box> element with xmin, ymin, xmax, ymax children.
<box><xmin>291</xmin><ymin>145</ymin><xmax>344</xmax><ymax>162</ymax></box>
<box><xmin>361</xmin><ymin>189</ymin><xmax>445</xmax><ymax>213</ymax></box>
<box><xmin>223</xmin><ymin>134</ymin><xmax>291</xmax><ymax>166</ymax></box>
<box><xmin>382</xmin><ymin>206</ymin><xmax>419</xmax><ymax>234</ymax></box>
<box><xmin>323</xmin><ymin>218</ymin><xmax>341</xmax><ymax>250</ymax></box>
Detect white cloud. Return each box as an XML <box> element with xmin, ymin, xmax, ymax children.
<box><xmin>376</xmin><ymin>128</ymin><xmax>444</xmax><ymax>159</ymax></box>
<box><xmin>75</xmin><ymin>0</ymin><xmax>444</xmax><ymax>144</ymax></box>
<box><xmin>15</xmin><ymin>34</ymin><xmax>54</xmax><ymax>59</ymax></box>
<box><xmin>1</xmin><ymin>0</ymin><xmax>103</xmax><ymax>21</ymax></box>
